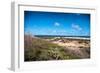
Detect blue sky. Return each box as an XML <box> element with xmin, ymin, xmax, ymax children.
<box><xmin>24</xmin><ymin>11</ymin><xmax>90</xmax><ymax>36</ymax></box>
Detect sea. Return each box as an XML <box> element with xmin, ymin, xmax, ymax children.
<box><xmin>34</xmin><ymin>35</ymin><xmax>90</xmax><ymax>40</ymax></box>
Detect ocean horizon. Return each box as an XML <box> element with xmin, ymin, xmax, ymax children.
<box><xmin>34</xmin><ymin>35</ymin><xmax>90</xmax><ymax>37</ymax></box>
<box><xmin>32</xmin><ymin>35</ymin><xmax>90</xmax><ymax>40</ymax></box>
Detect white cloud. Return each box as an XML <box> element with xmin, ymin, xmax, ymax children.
<box><xmin>54</xmin><ymin>22</ymin><xmax>60</xmax><ymax>26</ymax></box>
<box><xmin>72</xmin><ymin>23</ymin><xmax>82</xmax><ymax>31</ymax></box>
<box><xmin>53</xmin><ymin>30</ymin><xmax>57</xmax><ymax>33</ymax></box>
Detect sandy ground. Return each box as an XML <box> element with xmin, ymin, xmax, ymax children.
<box><xmin>51</xmin><ymin>39</ymin><xmax>90</xmax><ymax>50</ymax></box>
<box><xmin>51</xmin><ymin>39</ymin><xmax>90</xmax><ymax>58</ymax></box>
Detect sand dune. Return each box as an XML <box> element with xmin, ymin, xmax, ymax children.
<box><xmin>24</xmin><ymin>34</ymin><xmax>90</xmax><ymax>61</ymax></box>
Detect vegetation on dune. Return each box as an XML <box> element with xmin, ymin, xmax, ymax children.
<box><xmin>24</xmin><ymin>34</ymin><xmax>90</xmax><ymax>61</ymax></box>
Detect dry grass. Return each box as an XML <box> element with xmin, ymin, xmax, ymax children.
<box><xmin>24</xmin><ymin>34</ymin><xmax>90</xmax><ymax>61</ymax></box>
